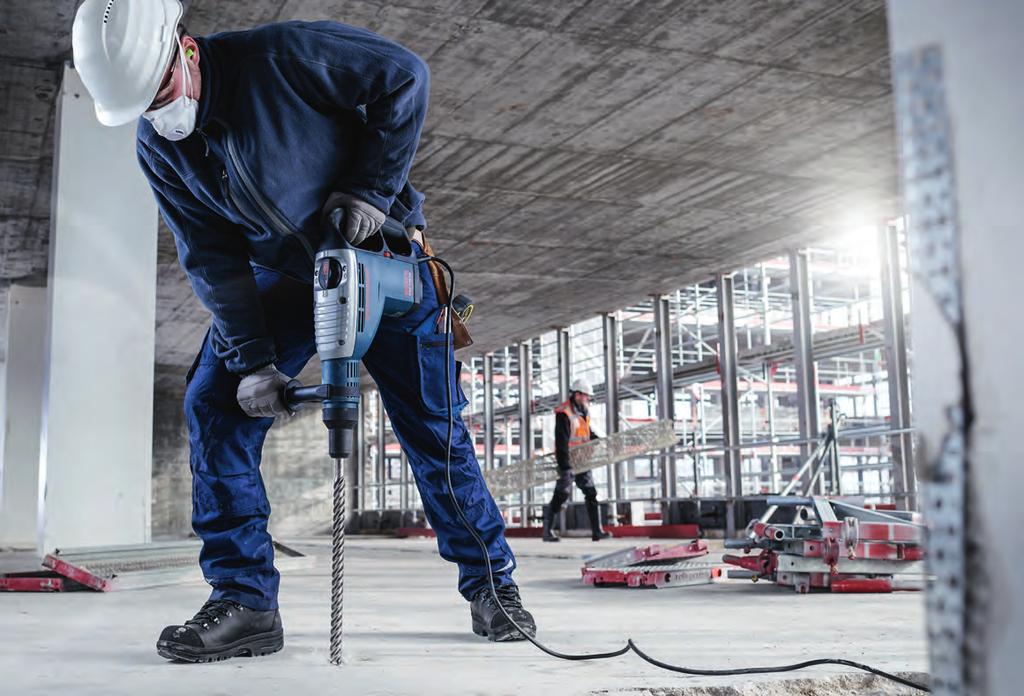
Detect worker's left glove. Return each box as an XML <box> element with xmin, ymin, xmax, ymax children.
<box><xmin>322</xmin><ymin>192</ymin><xmax>386</xmax><ymax>246</ymax></box>
<box><xmin>236</xmin><ymin>365</ymin><xmax>292</xmax><ymax>418</ymax></box>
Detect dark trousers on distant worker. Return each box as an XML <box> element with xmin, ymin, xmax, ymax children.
<box><xmin>183</xmin><ymin>249</ymin><xmax>517</xmax><ymax>610</ymax></box>
<box><xmin>544</xmin><ymin>469</ymin><xmax>604</xmax><ymax>539</ymax></box>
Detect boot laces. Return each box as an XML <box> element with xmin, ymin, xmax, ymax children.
<box><xmin>479</xmin><ymin>585</ymin><xmax>524</xmax><ymax>612</ymax></box>
<box><xmin>187</xmin><ymin>599</ymin><xmax>242</xmax><ymax>630</ymax></box>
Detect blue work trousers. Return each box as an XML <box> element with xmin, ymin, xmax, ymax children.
<box><xmin>184</xmin><ymin>250</ymin><xmax>516</xmax><ymax>610</ymax></box>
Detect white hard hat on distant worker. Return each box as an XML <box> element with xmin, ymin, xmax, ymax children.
<box><xmin>570</xmin><ymin>378</ymin><xmax>594</xmax><ymax>397</ymax></box>
<box><xmin>72</xmin><ymin>0</ymin><xmax>184</xmax><ymax>126</ymax></box>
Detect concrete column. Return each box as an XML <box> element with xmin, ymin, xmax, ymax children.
<box><xmin>878</xmin><ymin>222</ymin><xmax>917</xmax><ymax>508</ymax></box>
<box><xmin>517</xmin><ymin>340</ymin><xmax>532</xmax><ymax>523</ymax></box>
<box><xmin>483</xmin><ymin>353</ymin><xmax>495</xmax><ymax>471</ymax></box>
<box><xmin>0</xmin><ymin>286</ymin><xmax>47</xmax><ymax>547</ymax></box>
<box><xmin>653</xmin><ymin>295</ymin><xmax>676</xmax><ymax>502</ymax></box>
<box><xmin>888</xmin><ymin>3</ymin><xmax>1024</xmax><ymax>693</ymax></box>
<box><xmin>717</xmin><ymin>275</ymin><xmax>742</xmax><ymax>536</ymax></box>
<box><xmin>38</xmin><ymin>65</ymin><xmax>158</xmax><ymax>553</ymax></box>
<box><xmin>789</xmin><ymin>249</ymin><xmax>820</xmax><ymax>489</ymax></box>
<box><xmin>603</xmin><ymin>313</ymin><xmax>621</xmax><ymax>501</ymax></box>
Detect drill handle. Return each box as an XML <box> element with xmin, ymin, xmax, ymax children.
<box><xmin>282</xmin><ymin>379</ymin><xmax>329</xmax><ymax>411</ymax></box>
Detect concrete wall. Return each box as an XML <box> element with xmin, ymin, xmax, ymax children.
<box><xmin>151</xmin><ymin>377</ymin><xmax>334</xmax><ymax>539</ymax></box>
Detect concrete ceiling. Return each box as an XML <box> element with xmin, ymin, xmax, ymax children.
<box><xmin>1</xmin><ymin>0</ymin><xmax>898</xmax><ymax>388</ymax></box>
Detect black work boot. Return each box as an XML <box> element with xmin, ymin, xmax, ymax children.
<box><xmin>156</xmin><ymin>599</ymin><xmax>284</xmax><ymax>663</ymax></box>
<box><xmin>586</xmin><ymin>498</ymin><xmax>611</xmax><ymax>540</ymax></box>
<box><xmin>470</xmin><ymin>585</ymin><xmax>537</xmax><ymax>642</ymax></box>
<box><xmin>542</xmin><ymin>507</ymin><xmax>560</xmax><ymax>542</ymax></box>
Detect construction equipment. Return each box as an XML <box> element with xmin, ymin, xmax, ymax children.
<box><xmin>723</xmin><ymin>495</ymin><xmax>927</xmax><ymax>593</ymax></box>
<box><xmin>581</xmin><ymin>540</ymin><xmax>720</xmax><ymax>589</ymax></box>
<box><xmin>282</xmin><ymin>210</ymin><xmax>422</xmax><ymax>664</ymax></box>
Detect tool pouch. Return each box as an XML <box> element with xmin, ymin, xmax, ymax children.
<box><xmin>420</xmin><ymin>232</ymin><xmax>473</xmax><ymax>351</ymax></box>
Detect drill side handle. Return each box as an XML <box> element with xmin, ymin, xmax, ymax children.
<box><xmin>282</xmin><ymin>380</ymin><xmax>328</xmax><ymax>410</ymax></box>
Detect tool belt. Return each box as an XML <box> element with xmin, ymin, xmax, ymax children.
<box><xmin>411</xmin><ymin>228</ymin><xmax>473</xmax><ymax>351</ymax></box>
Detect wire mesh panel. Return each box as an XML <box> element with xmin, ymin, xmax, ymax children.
<box><xmin>482</xmin><ymin>419</ymin><xmax>676</xmax><ymax>499</ymax></box>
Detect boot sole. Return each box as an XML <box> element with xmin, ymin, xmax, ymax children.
<box><xmin>157</xmin><ymin>628</ymin><xmax>284</xmax><ymax>663</ymax></box>
<box><xmin>472</xmin><ymin>617</ymin><xmax>536</xmax><ymax>643</ymax></box>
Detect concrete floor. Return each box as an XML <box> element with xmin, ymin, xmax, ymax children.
<box><xmin>1</xmin><ymin>537</ymin><xmax>928</xmax><ymax>695</ymax></box>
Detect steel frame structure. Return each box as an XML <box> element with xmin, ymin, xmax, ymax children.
<box><xmin>357</xmin><ymin>234</ymin><xmax>918</xmax><ymax>526</ymax></box>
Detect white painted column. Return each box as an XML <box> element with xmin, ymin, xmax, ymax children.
<box><xmin>887</xmin><ymin>3</ymin><xmax>1024</xmax><ymax>694</ymax></box>
<box><xmin>0</xmin><ymin>285</ymin><xmax>47</xmax><ymax>548</ymax></box>
<box><xmin>38</xmin><ymin>64</ymin><xmax>158</xmax><ymax>553</ymax></box>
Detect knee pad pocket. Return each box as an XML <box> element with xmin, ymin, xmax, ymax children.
<box><xmin>192</xmin><ymin>469</ymin><xmax>270</xmax><ymax>521</ymax></box>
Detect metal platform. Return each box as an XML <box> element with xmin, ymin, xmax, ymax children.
<box><xmin>581</xmin><ymin>540</ymin><xmax>720</xmax><ymax>589</ymax></box>
<box><xmin>1</xmin><ymin>540</ymin><xmax>314</xmax><ymax>592</ymax></box>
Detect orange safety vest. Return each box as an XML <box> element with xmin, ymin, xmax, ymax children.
<box><xmin>554</xmin><ymin>398</ymin><xmax>591</xmax><ymax>448</ymax></box>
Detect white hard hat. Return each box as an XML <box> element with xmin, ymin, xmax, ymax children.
<box><xmin>570</xmin><ymin>378</ymin><xmax>594</xmax><ymax>396</ymax></box>
<box><xmin>72</xmin><ymin>0</ymin><xmax>184</xmax><ymax>126</ymax></box>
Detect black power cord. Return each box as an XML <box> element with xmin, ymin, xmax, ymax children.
<box><xmin>419</xmin><ymin>255</ymin><xmax>929</xmax><ymax>693</ymax></box>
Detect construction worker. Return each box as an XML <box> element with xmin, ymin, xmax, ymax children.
<box><xmin>71</xmin><ymin>0</ymin><xmax>535</xmax><ymax>662</ymax></box>
<box><xmin>543</xmin><ymin>378</ymin><xmax>612</xmax><ymax>542</ymax></box>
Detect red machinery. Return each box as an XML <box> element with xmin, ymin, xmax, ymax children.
<box><xmin>581</xmin><ymin>539</ymin><xmax>721</xmax><ymax>589</ymax></box>
<box><xmin>723</xmin><ymin>496</ymin><xmax>926</xmax><ymax>593</ymax></box>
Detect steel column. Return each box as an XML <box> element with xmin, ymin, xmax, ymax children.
<box><xmin>557</xmin><ymin>328</ymin><xmax>571</xmax><ymax>401</ymax></box>
<box><xmin>717</xmin><ymin>275</ymin><xmax>742</xmax><ymax>536</ymax></box>
<box><xmin>353</xmin><ymin>392</ymin><xmax>366</xmax><ymax>513</ymax></box>
<box><xmin>376</xmin><ymin>392</ymin><xmax>386</xmax><ymax>510</ymax></box>
<box><xmin>483</xmin><ymin>352</ymin><xmax>495</xmax><ymax>472</ymax></box>
<box><xmin>878</xmin><ymin>222</ymin><xmax>917</xmax><ymax>508</ymax></box>
<box><xmin>789</xmin><ymin>249</ymin><xmax>821</xmax><ymax>491</ymax></box>
<box><xmin>653</xmin><ymin>295</ymin><xmax>677</xmax><ymax>503</ymax></box>
<box><xmin>603</xmin><ymin>313</ymin><xmax>622</xmax><ymax>502</ymax></box>
<box><xmin>517</xmin><ymin>340</ymin><xmax>533</xmax><ymax>525</ymax></box>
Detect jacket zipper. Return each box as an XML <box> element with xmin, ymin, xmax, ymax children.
<box><xmin>224</xmin><ymin>133</ymin><xmax>315</xmax><ymax>262</ymax></box>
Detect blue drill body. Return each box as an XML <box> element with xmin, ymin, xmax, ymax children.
<box><xmin>286</xmin><ymin>211</ymin><xmax>422</xmax><ymax>458</ymax></box>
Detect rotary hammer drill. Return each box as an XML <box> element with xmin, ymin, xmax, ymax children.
<box><xmin>283</xmin><ymin>208</ymin><xmax>422</xmax><ymax>457</ymax></box>
<box><xmin>281</xmin><ymin>209</ymin><xmax>423</xmax><ymax>664</ymax></box>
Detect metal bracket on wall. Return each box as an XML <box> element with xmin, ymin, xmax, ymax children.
<box><xmin>893</xmin><ymin>43</ymin><xmax>969</xmax><ymax>696</ymax></box>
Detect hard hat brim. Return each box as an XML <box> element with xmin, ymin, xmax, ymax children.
<box><xmin>81</xmin><ymin>0</ymin><xmax>183</xmax><ymax>128</ymax></box>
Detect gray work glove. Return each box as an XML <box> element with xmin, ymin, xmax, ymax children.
<box><xmin>236</xmin><ymin>365</ymin><xmax>292</xmax><ymax>418</ymax></box>
<box><xmin>322</xmin><ymin>192</ymin><xmax>386</xmax><ymax>246</ymax></box>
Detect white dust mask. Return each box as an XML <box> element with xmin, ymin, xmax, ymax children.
<box><xmin>144</xmin><ymin>37</ymin><xmax>198</xmax><ymax>141</ymax></box>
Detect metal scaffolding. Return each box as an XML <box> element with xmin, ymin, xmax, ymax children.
<box><xmin>355</xmin><ymin>231</ymin><xmax>918</xmax><ymax>526</ymax></box>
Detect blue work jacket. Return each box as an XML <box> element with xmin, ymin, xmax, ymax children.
<box><xmin>136</xmin><ymin>21</ymin><xmax>429</xmax><ymax>374</ymax></box>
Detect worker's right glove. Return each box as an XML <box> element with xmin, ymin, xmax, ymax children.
<box><xmin>322</xmin><ymin>192</ymin><xmax>386</xmax><ymax>247</ymax></box>
<box><xmin>236</xmin><ymin>365</ymin><xmax>292</xmax><ymax>418</ymax></box>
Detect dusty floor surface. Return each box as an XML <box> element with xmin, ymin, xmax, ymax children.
<box><xmin>1</xmin><ymin>536</ymin><xmax>928</xmax><ymax>695</ymax></box>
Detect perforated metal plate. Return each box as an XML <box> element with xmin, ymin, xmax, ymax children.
<box><xmin>893</xmin><ymin>43</ymin><xmax>966</xmax><ymax>696</ymax></box>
